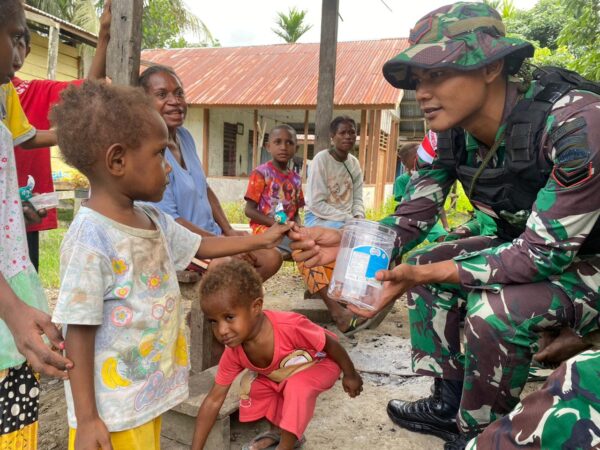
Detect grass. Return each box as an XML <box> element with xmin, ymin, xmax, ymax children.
<box><xmin>39</xmin><ymin>227</ymin><xmax>66</xmax><ymax>289</ymax></box>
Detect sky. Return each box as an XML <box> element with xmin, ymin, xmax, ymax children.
<box><xmin>188</xmin><ymin>0</ymin><xmax>539</xmax><ymax>48</ymax></box>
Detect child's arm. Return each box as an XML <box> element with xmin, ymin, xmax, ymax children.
<box><xmin>65</xmin><ymin>325</ymin><xmax>113</xmax><ymax>450</ymax></box>
<box><xmin>323</xmin><ymin>334</ymin><xmax>363</xmax><ymax>397</ymax></box>
<box><xmin>197</xmin><ymin>222</ymin><xmax>291</xmax><ymax>259</ymax></box>
<box><xmin>87</xmin><ymin>0</ymin><xmax>110</xmax><ymax>80</ymax></box>
<box><xmin>191</xmin><ymin>383</ymin><xmax>231</xmax><ymax>450</ymax></box>
<box><xmin>19</xmin><ymin>129</ymin><xmax>57</xmax><ymax>149</ymax></box>
<box><xmin>0</xmin><ymin>274</ymin><xmax>72</xmax><ymax>379</ymax></box>
<box><xmin>244</xmin><ymin>200</ymin><xmax>276</xmax><ymax>227</ymax></box>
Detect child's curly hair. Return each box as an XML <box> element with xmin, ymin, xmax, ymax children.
<box><xmin>199</xmin><ymin>259</ymin><xmax>264</xmax><ymax>307</ymax></box>
<box><xmin>50</xmin><ymin>80</ymin><xmax>157</xmax><ymax>176</ymax></box>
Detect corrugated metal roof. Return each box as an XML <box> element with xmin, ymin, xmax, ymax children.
<box><xmin>141</xmin><ymin>39</ymin><xmax>408</xmax><ymax>108</ymax></box>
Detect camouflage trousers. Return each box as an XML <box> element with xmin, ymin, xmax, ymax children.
<box><xmin>406</xmin><ymin>236</ymin><xmax>600</xmax><ymax>434</ymax></box>
<box><xmin>466</xmin><ymin>349</ymin><xmax>600</xmax><ymax>449</ymax></box>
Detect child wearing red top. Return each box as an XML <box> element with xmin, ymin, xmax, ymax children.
<box><xmin>245</xmin><ymin>125</ymin><xmax>304</xmax><ymax>254</ymax></box>
<box><xmin>192</xmin><ymin>260</ymin><xmax>362</xmax><ymax>450</ymax></box>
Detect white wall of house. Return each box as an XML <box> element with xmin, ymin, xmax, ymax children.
<box><xmin>186</xmin><ymin>106</ymin><xmax>399</xmax><ymax>178</ymax></box>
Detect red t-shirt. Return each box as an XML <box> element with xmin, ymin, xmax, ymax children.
<box><xmin>12</xmin><ymin>77</ymin><xmax>84</xmax><ymax>232</ymax></box>
<box><xmin>215</xmin><ymin>310</ymin><xmax>335</xmax><ymax>386</ymax></box>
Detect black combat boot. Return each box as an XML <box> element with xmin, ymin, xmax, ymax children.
<box><xmin>444</xmin><ymin>431</ymin><xmax>478</xmax><ymax>450</ymax></box>
<box><xmin>387</xmin><ymin>378</ymin><xmax>462</xmax><ymax>441</ymax></box>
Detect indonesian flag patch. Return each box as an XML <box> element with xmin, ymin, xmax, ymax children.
<box><xmin>417</xmin><ymin>131</ymin><xmax>436</xmax><ymax>165</ymax></box>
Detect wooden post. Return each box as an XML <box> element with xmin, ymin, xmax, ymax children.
<box><xmin>366</xmin><ymin>110</ymin><xmax>376</xmax><ymax>184</ymax></box>
<box><xmin>302</xmin><ymin>110</ymin><xmax>309</xmax><ymax>182</ymax></box>
<box><xmin>107</xmin><ymin>0</ymin><xmax>143</xmax><ymax>86</ymax></box>
<box><xmin>252</xmin><ymin>109</ymin><xmax>259</xmax><ymax>169</ymax></box>
<box><xmin>388</xmin><ymin>119</ymin><xmax>399</xmax><ymax>182</ymax></box>
<box><xmin>371</xmin><ymin>109</ymin><xmax>385</xmax><ymax>208</ymax></box>
<box><xmin>358</xmin><ymin>109</ymin><xmax>367</xmax><ymax>170</ymax></box>
<box><xmin>202</xmin><ymin>109</ymin><xmax>210</xmax><ymax>171</ymax></box>
<box><xmin>46</xmin><ymin>24</ymin><xmax>60</xmax><ymax>80</ymax></box>
<box><xmin>314</xmin><ymin>0</ymin><xmax>339</xmax><ymax>154</ymax></box>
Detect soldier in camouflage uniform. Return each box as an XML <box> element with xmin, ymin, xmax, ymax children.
<box><xmin>467</xmin><ymin>347</ymin><xmax>600</xmax><ymax>449</ymax></box>
<box><xmin>290</xmin><ymin>2</ymin><xmax>600</xmax><ymax>449</ymax></box>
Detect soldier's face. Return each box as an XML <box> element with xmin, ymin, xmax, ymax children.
<box><xmin>412</xmin><ymin>67</ymin><xmax>489</xmax><ymax>132</ymax></box>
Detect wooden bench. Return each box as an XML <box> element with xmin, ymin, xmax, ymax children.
<box><xmin>161</xmin><ymin>271</ymin><xmax>233</xmax><ymax>447</ymax></box>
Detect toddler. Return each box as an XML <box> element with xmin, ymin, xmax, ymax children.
<box><xmin>191</xmin><ymin>259</ymin><xmax>362</xmax><ymax>450</ymax></box>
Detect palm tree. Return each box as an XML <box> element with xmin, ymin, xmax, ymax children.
<box><xmin>272</xmin><ymin>7</ymin><xmax>313</xmax><ymax>43</ymax></box>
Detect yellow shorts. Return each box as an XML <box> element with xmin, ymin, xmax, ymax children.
<box><xmin>0</xmin><ymin>422</ymin><xmax>38</xmax><ymax>450</ymax></box>
<box><xmin>68</xmin><ymin>416</ymin><xmax>161</xmax><ymax>450</ymax></box>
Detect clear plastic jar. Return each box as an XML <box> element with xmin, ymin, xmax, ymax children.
<box><xmin>328</xmin><ymin>219</ymin><xmax>397</xmax><ymax>310</ymax></box>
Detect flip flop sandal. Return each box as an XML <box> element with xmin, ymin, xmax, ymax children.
<box><xmin>253</xmin><ymin>434</ymin><xmax>307</xmax><ymax>450</ymax></box>
<box><xmin>343</xmin><ymin>314</ymin><xmax>370</xmax><ymax>338</ymax></box>
<box><xmin>344</xmin><ymin>302</ymin><xmax>395</xmax><ymax>338</ymax></box>
<box><xmin>241</xmin><ymin>430</ymin><xmax>280</xmax><ymax>450</ymax></box>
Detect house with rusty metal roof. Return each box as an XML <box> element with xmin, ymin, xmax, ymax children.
<box><xmin>142</xmin><ymin>38</ymin><xmax>425</xmax><ymax>208</ymax></box>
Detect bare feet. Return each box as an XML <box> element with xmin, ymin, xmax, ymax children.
<box><xmin>534</xmin><ymin>328</ymin><xmax>591</xmax><ymax>367</ymax></box>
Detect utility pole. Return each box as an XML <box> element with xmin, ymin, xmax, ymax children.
<box><xmin>107</xmin><ymin>0</ymin><xmax>143</xmax><ymax>85</ymax></box>
<box><xmin>314</xmin><ymin>0</ymin><xmax>339</xmax><ymax>153</ymax></box>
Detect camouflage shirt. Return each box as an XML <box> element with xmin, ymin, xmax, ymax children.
<box><xmin>385</xmin><ymin>81</ymin><xmax>600</xmax><ymax>288</ymax></box>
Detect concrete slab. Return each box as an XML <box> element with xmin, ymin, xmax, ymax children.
<box><xmin>162</xmin><ymin>367</ymin><xmax>242</xmax><ymax>447</ymax></box>
<box><xmin>344</xmin><ymin>332</ymin><xmax>415</xmax><ymax>377</ymax></box>
<box><xmin>265</xmin><ymin>295</ymin><xmax>332</xmax><ymax>324</ymax></box>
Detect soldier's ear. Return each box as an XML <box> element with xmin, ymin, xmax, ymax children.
<box><xmin>483</xmin><ymin>59</ymin><xmax>505</xmax><ymax>84</ymax></box>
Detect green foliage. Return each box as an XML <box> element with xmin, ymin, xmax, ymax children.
<box><xmin>221</xmin><ymin>201</ymin><xmax>249</xmax><ymax>225</ymax></box>
<box><xmin>532</xmin><ymin>46</ymin><xmax>576</xmax><ymax>69</ymax></box>
<box><xmin>365</xmin><ymin>196</ymin><xmax>397</xmax><ymax>222</ymax></box>
<box><xmin>272</xmin><ymin>7</ymin><xmax>312</xmax><ymax>43</ymax></box>
<box><xmin>556</xmin><ymin>0</ymin><xmax>600</xmax><ymax>80</ymax></box>
<box><xmin>141</xmin><ymin>0</ymin><xmax>217</xmax><ymax>49</ymax></box>
<box><xmin>504</xmin><ymin>0</ymin><xmax>564</xmax><ymax>49</ymax></box>
<box><xmin>484</xmin><ymin>0</ymin><xmax>517</xmax><ymax>20</ymax></box>
<box><xmin>496</xmin><ymin>0</ymin><xmax>599</xmax><ymax>80</ymax></box>
<box><xmin>39</xmin><ymin>228</ymin><xmax>67</xmax><ymax>288</ymax></box>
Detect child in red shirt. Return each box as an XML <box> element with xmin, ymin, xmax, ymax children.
<box><xmin>245</xmin><ymin>124</ymin><xmax>304</xmax><ymax>254</ymax></box>
<box><xmin>191</xmin><ymin>260</ymin><xmax>362</xmax><ymax>450</ymax></box>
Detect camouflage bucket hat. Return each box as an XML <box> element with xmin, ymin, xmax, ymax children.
<box><xmin>383</xmin><ymin>2</ymin><xmax>534</xmax><ymax>89</ymax></box>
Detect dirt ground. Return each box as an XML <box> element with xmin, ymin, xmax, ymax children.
<box><xmin>39</xmin><ymin>266</ymin><xmax>541</xmax><ymax>450</ymax></box>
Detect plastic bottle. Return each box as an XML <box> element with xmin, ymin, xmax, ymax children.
<box><xmin>328</xmin><ymin>219</ymin><xmax>397</xmax><ymax>310</ymax></box>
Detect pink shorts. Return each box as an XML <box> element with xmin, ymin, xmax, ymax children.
<box><xmin>240</xmin><ymin>358</ymin><xmax>340</xmax><ymax>438</ymax></box>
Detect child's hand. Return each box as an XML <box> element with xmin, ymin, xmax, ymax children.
<box><xmin>75</xmin><ymin>417</ymin><xmax>113</xmax><ymax>449</ymax></box>
<box><xmin>342</xmin><ymin>370</ymin><xmax>363</xmax><ymax>398</ymax></box>
<box><xmin>261</xmin><ymin>222</ymin><xmax>293</xmax><ymax>248</ymax></box>
<box><xmin>22</xmin><ymin>199</ymin><xmax>47</xmax><ymax>225</ymax></box>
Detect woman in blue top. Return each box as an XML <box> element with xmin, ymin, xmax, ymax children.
<box><xmin>140</xmin><ymin>65</ymin><xmax>282</xmax><ymax>280</ymax></box>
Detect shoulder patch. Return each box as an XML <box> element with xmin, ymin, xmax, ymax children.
<box><xmin>551</xmin><ymin>162</ymin><xmax>593</xmax><ymax>188</ymax></box>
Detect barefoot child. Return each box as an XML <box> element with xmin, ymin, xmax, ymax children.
<box><xmin>244</xmin><ymin>124</ymin><xmax>304</xmax><ymax>255</ymax></box>
<box><xmin>191</xmin><ymin>260</ymin><xmax>363</xmax><ymax>450</ymax></box>
<box><xmin>50</xmin><ymin>81</ymin><xmax>290</xmax><ymax>450</ymax></box>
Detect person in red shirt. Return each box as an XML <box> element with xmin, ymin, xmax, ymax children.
<box><xmin>11</xmin><ymin>0</ymin><xmax>111</xmax><ymax>270</ymax></box>
<box><xmin>191</xmin><ymin>260</ymin><xmax>362</xmax><ymax>450</ymax></box>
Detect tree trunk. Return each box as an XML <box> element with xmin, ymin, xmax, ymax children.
<box><xmin>314</xmin><ymin>0</ymin><xmax>339</xmax><ymax>153</ymax></box>
<box><xmin>107</xmin><ymin>0</ymin><xmax>143</xmax><ymax>86</ymax></box>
